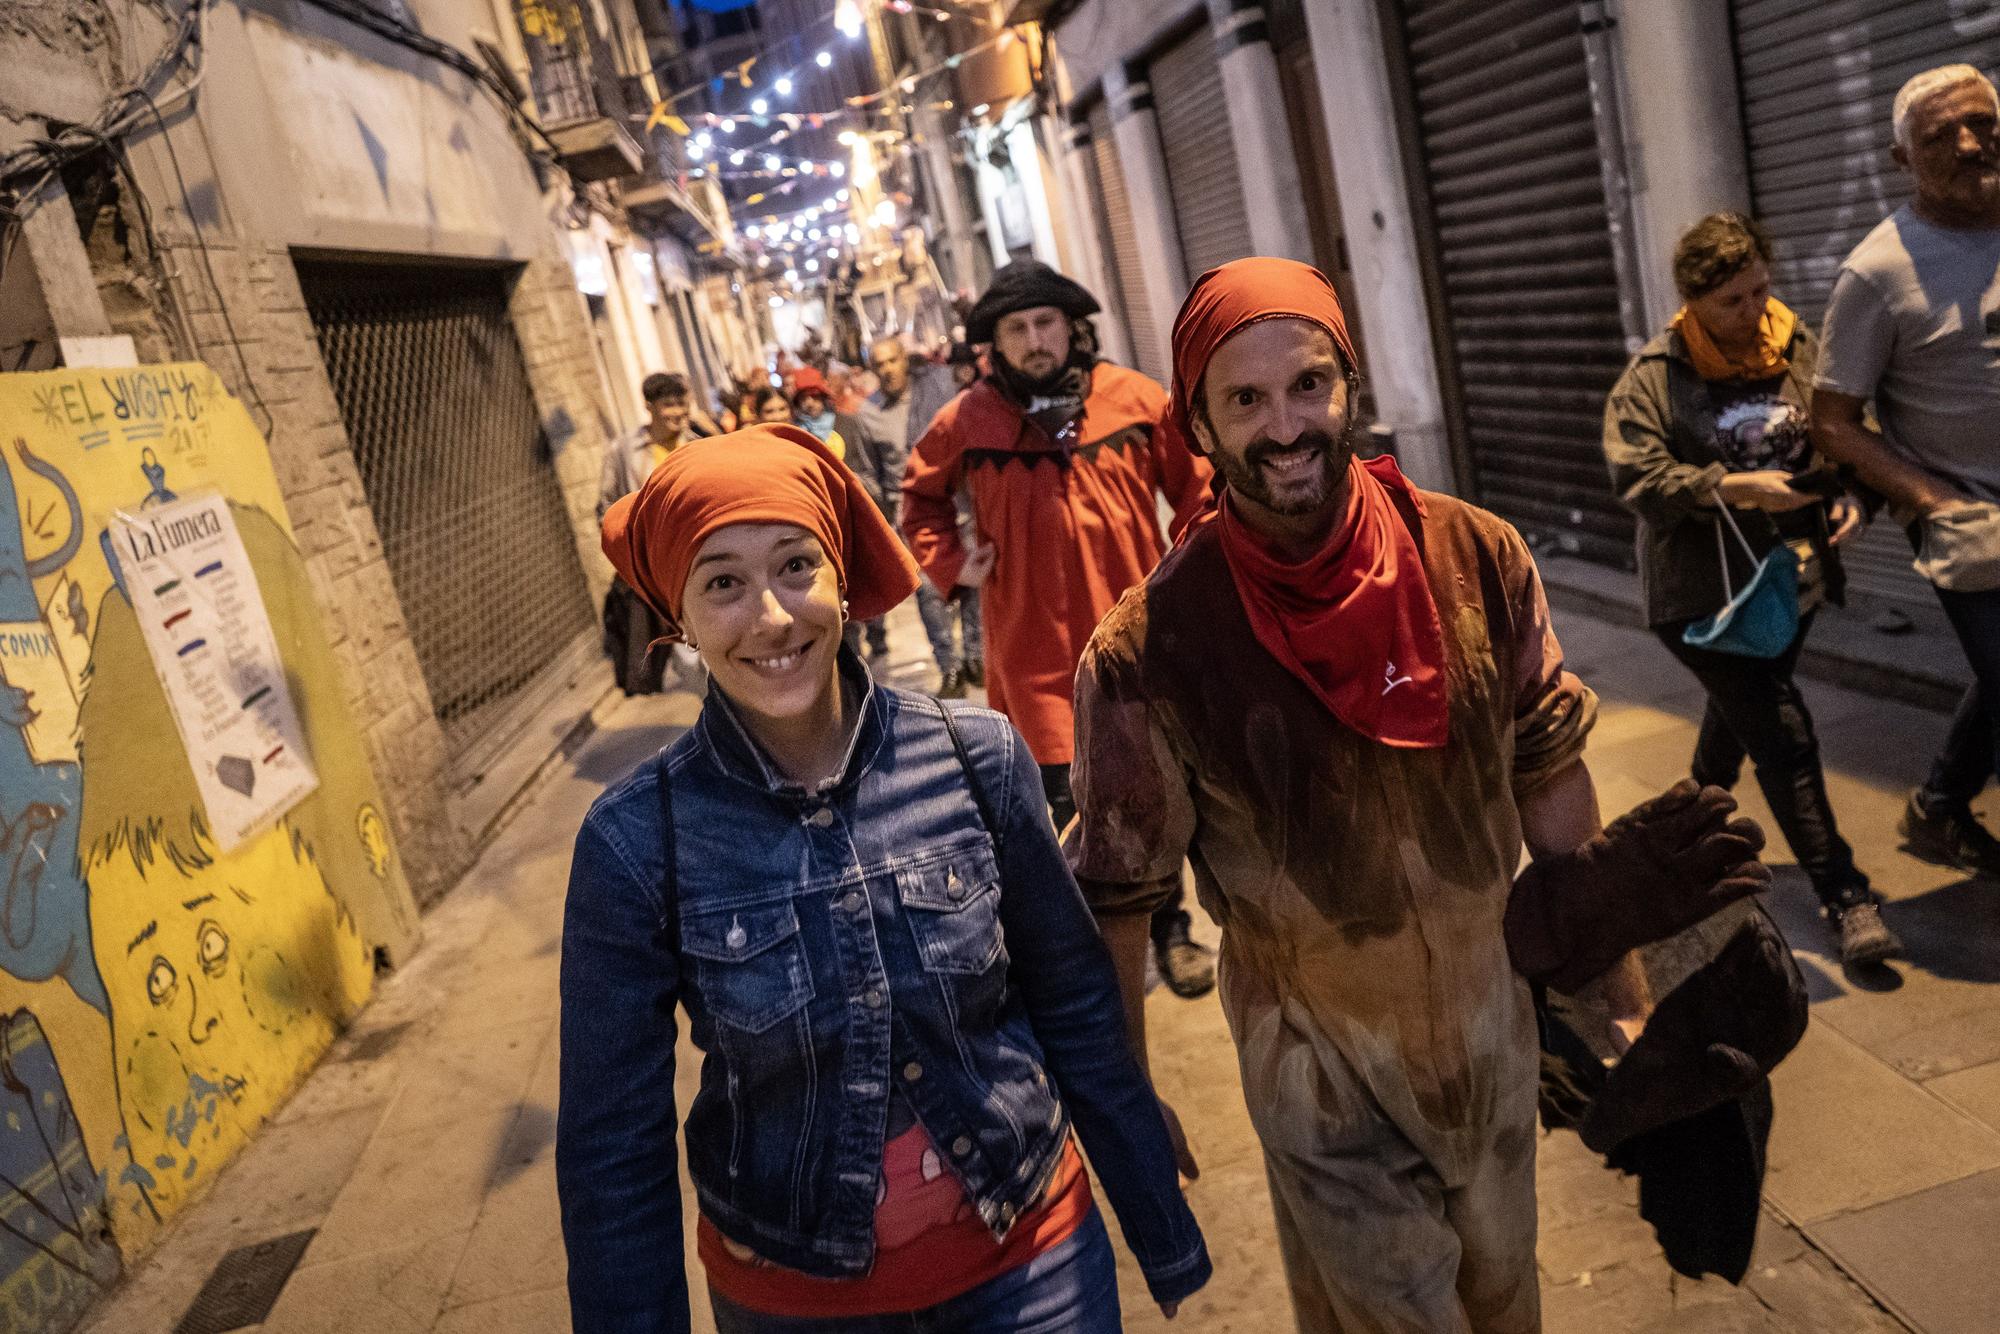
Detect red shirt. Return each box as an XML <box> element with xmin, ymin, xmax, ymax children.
<box><xmin>698</xmin><ymin>1126</ymin><xmax>1091</xmax><ymax>1317</ymax></box>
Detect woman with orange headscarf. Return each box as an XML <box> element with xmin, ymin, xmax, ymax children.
<box><xmin>557</xmin><ymin>425</ymin><xmax>1208</xmax><ymax>1334</ymax></box>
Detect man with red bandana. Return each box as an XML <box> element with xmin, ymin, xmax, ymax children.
<box><xmin>902</xmin><ymin>260</ymin><xmax>1219</xmax><ymax>997</ymax></box>
<box><xmin>1065</xmin><ymin>259</ymin><xmax>1762</xmax><ymax>1332</ymax></box>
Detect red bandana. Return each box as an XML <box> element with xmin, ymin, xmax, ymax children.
<box><xmin>1213</xmin><ymin>455</ymin><xmax>1448</xmax><ymax>748</ymax></box>
<box><xmin>1171</xmin><ymin>259</ymin><xmax>1449</xmax><ymax>748</ymax></box>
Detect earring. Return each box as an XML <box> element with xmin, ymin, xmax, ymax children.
<box><xmin>684</xmin><ymin>637</ymin><xmax>699</xmax><ymax>652</ymax></box>
<box><xmin>840</xmin><ymin>599</ymin><xmax>850</xmax><ymax>621</ymax></box>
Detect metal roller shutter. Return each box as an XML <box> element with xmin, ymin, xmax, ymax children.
<box><xmin>1153</xmin><ymin>24</ymin><xmax>1256</xmax><ymax>279</ymax></box>
<box><xmin>1397</xmin><ymin>0</ymin><xmax>1634</xmax><ymax>567</ymax></box>
<box><xmin>298</xmin><ymin>260</ymin><xmax>596</xmax><ymax>764</ymax></box>
<box><xmin>1090</xmin><ymin>101</ymin><xmax>1171</xmax><ymax>385</ymax></box>
<box><xmin>1732</xmin><ymin>0</ymin><xmax>2000</xmax><ymax>607</ymax></box>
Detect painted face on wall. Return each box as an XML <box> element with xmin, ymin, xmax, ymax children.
<box><xmin>90</xmin><ymin>829</ymin><xmax>370</xmax><ymax>1225</ymax></box>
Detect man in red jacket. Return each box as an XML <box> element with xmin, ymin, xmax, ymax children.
<box><xmin>902</xmin><ymin>261</ymin><xmax>1218</xmax><ymax>996</ymax></box>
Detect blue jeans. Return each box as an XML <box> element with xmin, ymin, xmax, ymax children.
<box><xmin>707</xmin><ymin>1207</ymin><xmax>1121</xmax><ymax>1333</ymax></box>
<box><xmin>916</xmin><ymin>579</ymin><xmax>980</xmax><ymax>674</ymax></box>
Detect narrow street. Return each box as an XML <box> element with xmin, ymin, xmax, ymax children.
<box><xmin>76</xmin><ymin>600</ymin><xmax>2000</xmax><ymax>1334</ymax></box>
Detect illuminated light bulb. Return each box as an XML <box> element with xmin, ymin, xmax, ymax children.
<box><xmin>830</xmin><ymin>161</ymin><xmax>846</xmax><ymax>178</ymax></box>
<box><xmin>785</xmin><ymin>268</ymin><xmax>799</xmax><ymax>283</ymax></box>
<box><xmin>776</xmin><ymin>76</ymin><xmax>794</xmax><ymax>97</ymax></box>
<box><xmin>805</xmin><ymin>259</ymin><xmax>820</xmax><ymax>273</ymax></box>
<box><xmin>744</xmin><ymin>224</ymin><xmax>761</xmax><ymax>239</ymax></box>
<box><xmin>687</xmin><ymin>142</ymin><xmax>704</xmax><ymax>159</ymax></box>
<box><xmin>765</xmin><ymin>154</ymin><xmax>783</xmax><ymax>171</ymax></box>
<box><xmin>752</xmin><ymin>97</ymin><xmax>770</xmax><ymax>116</ymax></box>
<box><xmin>731</xmin><ymin>150</ymin><xmax>747</xmax><ymax>165</ymax></box>
<box><xmin>836</xmin><ymin>188</ymin><xmax>850</xmax><ymax>202</ymax></box>
<box><xmin>844</xmin><ymin>223</ymin><xmax>859</xmax><ymax>242</ymax></box>
<box><xmin>720</xmin><ymin>117</ymin><xmax>736</xmax><ymax>133</ymax></box>
<box><xmin>769</xmin><ymin>295</ymin><xmax>783</xmax><ymax>307</ymax></box>
<box><xmin>835</xmin><ymin>0</ymin><xmax>863</xmax><ymax>38</ymax></box>
<box><xmin>696</xmin><ymin>131</ymin><xmax>713</xmax><ymax>148</ymax></box>
<box><xmin>838</xmin><ymin>130</ymin><xmax>859</xmax><ymax>146</ymax></box>
<box><xmin>816</xmin><ymin>51</ymin><xmax>833</xmax><ymax>68</ymax></box>
<box><xmin>809</xmin><ymin>227</ymin><xmax>823</xmax><ymax>240</ymax></box>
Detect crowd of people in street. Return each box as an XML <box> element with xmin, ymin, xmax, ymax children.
<box><xmin>555</xmin><ymin>61</ymin><xmax>2000</xmax><ymax>1334</ymax></box>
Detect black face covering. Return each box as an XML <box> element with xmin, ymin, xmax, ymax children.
<box><xmin>990</xmin><ymin>323</ymin><xmax>1098</xmax><ymax>448</ymax></box>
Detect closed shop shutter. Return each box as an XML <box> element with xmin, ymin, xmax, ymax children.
<box><xmin>1153</xmin><ymin>24</ymin><xmax>1256</xmax><ymax>279</ymax></box>
<box><xmin>1732</xmin><ymin>0</ymin><xmax>2000</xmax><ymax>606</ymax></box>
<box><xmin>299</xmin><ymin>259</ymin><xmax>597</xmax><ymax>769</ymax></box>
<box><xmin>1089</xmin><ymin>101</ymin><xmax>1171</xmax><ymax>385</ymax></box>
<box><xmin>1396</xmin><ymin>0</ymin><xmax>1634</xmax><ymax>567</ymax></box>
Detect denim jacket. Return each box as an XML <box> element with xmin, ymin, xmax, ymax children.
<box><xmin>557</xmin><ymin>651</ymin><xmax>1210</xmax><ymax>1332</ymax></box>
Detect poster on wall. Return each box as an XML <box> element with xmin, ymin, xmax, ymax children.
<box><xmin>0</xmin><ymin>361</ymin><xmax>421</xmax><ymax>1321</ymax></box>
<box><xmin>109</xmin><ymin>492</ymin><xmax>318</xmax><ymax>851</ymax></box>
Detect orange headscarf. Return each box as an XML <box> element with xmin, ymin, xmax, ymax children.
<box><xmin>1162</xmin><ymin>257</ymin><xmax>1359</xmax><ymax>457</ymax></box>
<box><xmin>1168</xmin><ymin>258</ymin><xmax>1448</xmax><ymax>749</ymax></box>
<box><xmin>1672</xmin><ymin>297</ymin><xmax>1797</xmax><ymax>382</ymax></box>
<box><xmin>600</xmin><ymin>424</ymin><xmax>919</xmax><ymax>638</ymax></box>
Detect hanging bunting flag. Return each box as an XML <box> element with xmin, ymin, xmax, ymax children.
<box><xmin>645</xmin><ymin>102</ymin><xmax>691</xmax><ymax>136</ymax></box>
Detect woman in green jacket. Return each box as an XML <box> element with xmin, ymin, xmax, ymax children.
<box><xmin>1602</xmin><ymin>212</ymin><xmax>1898</xmax><ymax>969</ymax></box>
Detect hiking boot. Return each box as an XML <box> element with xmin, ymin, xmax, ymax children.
<box><xmin>1834</xmin><ymin>901</ymin><xmax>1905</xmax><ymax>968</ymax></box>
<box><xmin>934</xmin><ymin>667</ymin><xmax>968</xmax><ymax>701</ymax></box>
<box><xmin>1897</xmin><ymin>790</ymin><xmax>2000</xmax><ymax>877</ymax></box>
<box><xmin>963</xmin><ymin>658</ymin><xmax>986</xmax><ymax>687</ymax></box>
<box><xmin>1154</xmin><ymin>919</ymin><xmax>1216</xmax><ymax>999</ymax></box>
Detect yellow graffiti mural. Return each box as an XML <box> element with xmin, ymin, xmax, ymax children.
<box><xmin>0</xmin><ymin>364</ymin><xmax>418</xmax><ymax>1302</ymax></box>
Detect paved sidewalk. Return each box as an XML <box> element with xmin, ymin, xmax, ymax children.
<box><xmin>79</xmin><ymin>603</ymin><xmax>2000</xmax><ymax>1333</ymax></box>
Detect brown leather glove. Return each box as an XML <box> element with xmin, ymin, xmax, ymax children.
<box><xmin>1505</xmin><ymin>780</ymin><xmax>1771</xmax><ymax>993</ymax></box>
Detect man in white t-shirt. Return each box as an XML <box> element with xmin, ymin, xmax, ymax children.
<box><xmin>1812</xmin><ymin>64</ymin><xmax>2000</xmax><ymax>876</ymax></box>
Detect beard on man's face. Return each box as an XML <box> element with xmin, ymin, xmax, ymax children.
<box><xmin>1211</xmin><ymin>420</ymin><xmax>1355</xmax><ymax>518</ymax></box>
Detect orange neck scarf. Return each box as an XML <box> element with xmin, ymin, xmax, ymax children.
<box><xmin>1672</xmin><ymin>297</ymin><xmax>1796</xmax><ymax>382</ymax></box>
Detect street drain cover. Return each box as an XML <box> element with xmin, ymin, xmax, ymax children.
<box><xmin>341</xmin><ymin>1021</ymin><xmax>412</xmax><ymax>1062</ymax></box>
<box><xmin>174</xmin><ymin>1229</ymin><xmax>316</xmax><ymax>1334</ymax></box>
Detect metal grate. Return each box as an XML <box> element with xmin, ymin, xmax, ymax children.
<box><xmin>1396</xmin><ymin>0</ymin><xmax>1635</xmax><ymax>568</ymax></box>
<box><xmin>1088</xmin><ymin>101</ymin><xmax>1168</xmax><ymax>385</ymax></box>
<box><xmin>1731</xmin><ymin>0</ymin><xmax>2000</xmax><ymax>609</ymax></box>
<box><xmin>1153</xmin><ymin>23</ymin><xmax>1256</xmax><ymax>279</ymax></box>
<box><xmin>297</xmin><ymin>259</ymin><xmax>595</xmax><ymax>759</ymax></box>
<box><xmin>175</xmin><ymin>1230</ymin><xmax>316</xmax><ymax>1334</ymax></box>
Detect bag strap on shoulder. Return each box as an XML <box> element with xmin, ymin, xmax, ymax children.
<box><xmin>939</xmin><ymin>704</ymin><xmax>1004</xmax><ymax>858</ymax></box>
<box><xmin>655</xmin><ymin>751</ymin><xmax>679</xmax><ymax>937</ymax></box>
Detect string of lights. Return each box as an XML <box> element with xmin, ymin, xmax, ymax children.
<box><xmin>645</xmin><ymin>0</ymin><xmax>1002</xmax><ymax>135</ymax></box>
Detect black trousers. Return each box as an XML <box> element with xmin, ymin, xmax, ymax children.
<box><xmin>1655</xmin><ymin>614</ymin><xmax>1868</xmax><ymax>912</ymax></box>
<box><xmin>1918</xmin><ymin>585</ymin><xmax>2000</xmax><ymax>811</ymax></box>
<box><xmin>1040</xmin><ymin>763</ymin><xmax>1192</xmax><ymax>950</ymax></box>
